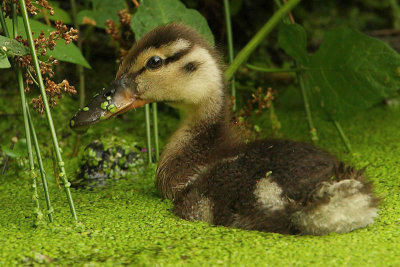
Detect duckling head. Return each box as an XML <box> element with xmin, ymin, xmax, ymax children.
<box><xmin>70</xmin><ymin>23</ymin><xmax>225</xmax><ymax>132</ymax></box>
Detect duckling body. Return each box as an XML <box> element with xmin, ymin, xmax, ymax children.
<box><xmin>157</xmin><ymin>107</ymin><xmax>378</xmax><ymax>235</ymax></box>
<box><xmin>71</xmin><ymin>23</ymin><xmax>379</xmax><ymax>235</ymax></box>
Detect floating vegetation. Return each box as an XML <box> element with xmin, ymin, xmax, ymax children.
<box><xmin>74</xmin><ymin>139</ymin><xmax>145</xmax><ymax>188</ymax></box>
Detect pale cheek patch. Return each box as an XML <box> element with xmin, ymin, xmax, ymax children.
<box><xmin>174</xmin><ymin>46</ymin><xmax>223</xmax><ymax>105</ymax></box>
<box><xmin>138</xmin><ymin>67</ymin><xmax>185</xmax><ymax>102</ymax></box>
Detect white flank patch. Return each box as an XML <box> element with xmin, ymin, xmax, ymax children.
<box><xmin>254</xmin><ymin>177</ymin><xmax>287</xmax><ymax>211</ymax></box>
<box><xmin>292</xmin><ymin>179</ymin><xmax>378</xmax><ymax>235</ymax></box>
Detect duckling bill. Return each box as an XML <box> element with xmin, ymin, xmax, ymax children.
<box><xmin>70</xmin><ymin>23</ymin><xmax>379</xmax><ymax>235</ymax></box>
<box><xmin>70</xmin><ymin>78</ymin><xmax>149</xmax><ymax>133</ymax></box>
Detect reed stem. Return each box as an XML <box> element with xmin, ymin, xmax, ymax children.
<box><xmin>224</xmin><ymin>0</ymin><xmax>301</xmax><ymax>80</ymax></box>
<box><xmin>277</xmin><ymin>0</ymin><xmax>318</xmax><ymax>143</ymax></box>
<box><xmin>152</xmin><ymin>103</ymin><xmax>159</xmax><ymax>161</ymax></box>
<box><xmin>333</xmin><ymin>120</ymin><xmax>352</xmax><ymax>153</ymax></box>
<box><xmin>0</xmin><ymin>8</ymin><xmax>10</xmax><ymax>37</ymax></box>
<box><xmin>5</xmin><ymin>3</ymin><xmax>43</xmax><ymax>224</ymax></box>
<box><xmin>17</xmin><ymin>54</ymin><xmax>43</xmax><ymax>224</ymax></box>
<box><xmin>298</xmin><ymin>72</ymin><xmax>318</xmax><ymax>142</ymax></box>
<box><xmin>70</xmin><ymin>0</ymin><xmax>85</xmax><ymax>158</ymax></box>
<box><xmin>19</xmin><ymin>0</ymin><xmax>77</xmax><ymax>221</ymax></box>
<box><xmin>223</xmin><ymin>0</ymin><xmax>236</xmax><ymax>111</ymax></box>
<box><xmin>12</xmin><ymin>2</ymin><xmax>53</xmax><ymax>222</ymax></box>
<box><xmin>70</xmin><ymin>0</ymin><xmax>85</xmax><ymax>108</ymax></box>
<box><xmin>245</xmin><ymin>63</ymin><xmax>303</xmax><ymax>73</ymax></box>
<box><xmin>26</xmin><ymin>103</ymin><xmax>54</xmax><ymax>222</ymax></box>
<box><xmin>145</xmin><ymin>104</ymin><xmax>152</xmax><ymax>163</ymax></box>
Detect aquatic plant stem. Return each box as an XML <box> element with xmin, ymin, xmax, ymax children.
<box><xmin>273</xmin><ymin>0</ymin><xmax>292</xmax><ymax>23</ymax></box>
<box><xmin>152</xmin><ymin>103</ymin><xmax>159</xmax><ymax>161</ymax></box>
<box><xmin>70</xmin><ymin>0</ymin><xmax>85</xmax><ymax>157</ymax></box>
<box><xmin>0</xmin><ymin>8</ymin><xmax>10</xmax><ymax>37</ymax></box>
<box><xmin>245</xmin><ymin>64</ymin><xmax>303</xmax><ymax>73</ymax></box>
<box><xmin>10</xmin><ymin>3</ymin><xmax>41</xmax><ymax>224</ymax></box>
<box><xmin>26</xmin><ymin>103</ymin><xmax>54</xmax><ymax>222</ymax></box>
<box><xmin>16</xmin><ymin>56</ymin><xmax>43</xmax><ymax>224</ymax></box>
<box><xmin>1</xmin><ymin>131</ymin><xmax>19</xmax><ymax>176</ymax></box>
<box><xmin>70</xmin><ymin>0</ymin><xmax>85</xmax><ymax>108</ymax></box>
<box><xmin>10</xmin><ymin>3</ymin><xmax>52</xmax><ymax>222</ymax></box>
<box><xmin>223</xmin><ymin>0</ymin><xmax>236</xmax><ymax>111</ymax></box>
<box><xmin>0</xmin><ymin>7</ymin><xmax>15</xmax><ymax>176</ymax></box>
<box><xmin>145</xmin><ymin>104</ymin><xmax>152</xmax><ymax>163</ymax></box>
<box><xmin>298</xmin><ymin>72</ymin><xmax>318</xmax><ymax>142</ymax></box>
<box><xmin>224</xmin><ymin>0</ymin><xmax>301</xmax><ymax>80</ymax></box>
<box><xmin>19</xmin><ymin>0</ymin><xmax>77</xmax><ymax>221</ymax></box>
<box><xmin>277</xmin><ymin>0</ymin><xmax>318</xmax><ymax>143</ymax></box>
<box><xmin>333</xmin><ymin>120</ymin><xmax>352</xmax><ymax>153</ymax></box>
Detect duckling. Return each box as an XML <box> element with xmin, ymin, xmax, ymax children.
<box><xmin>70</xmin><ymin>24</ymin><xmax>379</xmax><ymax>235</ymax></box>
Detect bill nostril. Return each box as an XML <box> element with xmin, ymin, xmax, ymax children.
<box><xmin>103</xmin><ymin>89</ymin><xmax>115</xmax><ymax>98</ymax></box>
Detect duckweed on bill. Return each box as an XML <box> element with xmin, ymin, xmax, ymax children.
<box><xmin>108</xmin><ymin>104</ymin><xmax>117</xmax><ymax>113</ymax></box>
<box><xmin>100</xmin><ymin>101</ymin><xmax>108</xmax><ymax>110</ymax></box>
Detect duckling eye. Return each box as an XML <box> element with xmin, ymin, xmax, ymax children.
<box><xmin>145</xmin><ymin>56</ymin><xmax>163</xmax><ymax>70</ymax></box>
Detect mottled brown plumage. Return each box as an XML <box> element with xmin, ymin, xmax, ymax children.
<box><xmin>71</xmin><ymin>23</ymin><xmax>379</xmax><ymax>235</ymax></box>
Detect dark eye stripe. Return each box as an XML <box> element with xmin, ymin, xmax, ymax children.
<box><xmin>126</xmin><ymin>66</ymin><xmax>146</xmax><ymax>80</ymax></box>
<box><xmin>129</xmin><ymin>47</ymin><xmax>193</xmax><ymax>78</ymax></box>
<box><xmin>165</xmin><ymin>47</ymin><xmax>192</xmax><ymax>65</ymax></box>
<box><xmin>137</xmin><ymin>66</ymin><xmax>146</xmax><ymax>75</ymax></box>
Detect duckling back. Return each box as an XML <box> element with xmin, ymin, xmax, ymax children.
<box><xmin>173</xmin><ymin>139</ymin><xmax>379</xmax><ymax>235</ymax></box>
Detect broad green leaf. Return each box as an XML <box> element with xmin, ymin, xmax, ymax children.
<box><xmin>47</xmin><ymin>39</ymin><xmax>91</xmax><ymax>68</ymax></box>
<box><xmin>230</xmin><ymin>0</ymin><xmax>244</xmax><ymax>16</ymax></box>
<box><xmin>77</xmin><ymin>0</ymin><xmax>127</xmax><ymax>29</ymax></box>
<box><xmin>76</xmin><ymin>10</ymin><xmax>97</xmax><ymax>26</ymax></box>
<box><xmin>130</xmin><ymin>0</ymin><xmax>214</xmax><ymax>45</ymax></box>
<box><xmin>34</xmin><ymin>1</ymin><xmax>72</xmax><ymax>24</ymax></box>
<box><xmin>5</xmin><ymin>17</ymin><xmax>91</xmax><ymax>69</ymax></box>
<box><xmin>1</xmin><ymin>138</ymin><xmax>27</xmax><ymax>158</ymax></box>
<box><xmin>0</xmin><ymin>52</ymin><xmax>11</xmax><ymax>68</ymax></box>
<box><xmin>278</xmin><ymin>24</ymin><xmax>400</xmax><ymax>119</ymax></box>
<box><xmin>0</xmin><ymin>35</ymin><xmax>29</xmax><ymax>56</ymax></box>
<box><xmin>278</xmin><ymin>23</ymin><xmax>307</xmax><ymax>63</ymax></box>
